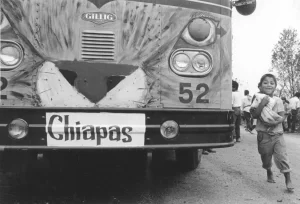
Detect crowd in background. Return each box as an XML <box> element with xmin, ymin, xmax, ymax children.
<box><xmin>240</xmin><ymin>92</ymin><xmax>300</xmax><ymax>134</ymax></box>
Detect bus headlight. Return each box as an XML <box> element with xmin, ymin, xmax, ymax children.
<box><xmin>160</xmin><ymin>120</ymin><xmax>179</xmax><ymax>139</ymax></box>
<box><xmin>170</xmin><ymin>49</ymin><xmax>213</xmax><ymax>76</ymax></box>
<box><xmin>0</xmin><ymin>41</ymin><xmax>24</xmax><ymax>69</ymax></box>
<box><xmin>8</xmin><ymin>119</ymin><xmax>29</xmax><ymax>140</ymax></box>
<box><xmin>172</xmin><ymin>53</ymin><xmax>190</xmax><ymax>72</ymax></box>
<box><xmin>192</xmin><ymin>53</ymin><xmax>212</xmax><ymax>75</ymax></box>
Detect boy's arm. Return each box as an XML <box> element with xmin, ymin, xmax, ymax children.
<box><xmin>273</xmin><ymin>98</ymin><xmax>286</xmax><ymax>124</ymax></box>
<box><xmin>250</xmin><ymin>96</ymin><xmax>269</xmax><ymax>119</ymax></box>
<box><xmin>274</xmin><ymin>111</ymin><xmax>286</xmax><ymax>125</ymax></box>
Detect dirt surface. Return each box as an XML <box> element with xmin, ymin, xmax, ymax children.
<box><xmin>0</xmin><ymin>128</ymin><xmax>300</xmax><ymax>204</ymax></box>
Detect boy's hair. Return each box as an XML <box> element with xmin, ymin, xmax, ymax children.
<box><xmin>244</xmin><ymin>90</ymin><xmax>249</xmax><ymax>95</ymax></box>
<box><xmin>258</xmin><ymin>74</ymin><xmax>277</xmax><ymax>87</ymax></box>
<box><xmin>295</xmin><ymin>92</ymin><xmax>300</xmax><ymax>98</ymax></box>
<box><xmin>232</xmin><ymin>80</ymin><xmax>239</xmax><ymax>90</ymax></box>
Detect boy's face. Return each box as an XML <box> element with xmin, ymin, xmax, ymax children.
<box><xmin>261</xmin><ymin>77</ymin><xmax>276</xmax><ymax>95</ymax></box>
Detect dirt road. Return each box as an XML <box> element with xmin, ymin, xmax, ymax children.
<box><xmin>0</xmin><ymin>128</ymin><xmax>300</xmax><ymax>204</ymax></box>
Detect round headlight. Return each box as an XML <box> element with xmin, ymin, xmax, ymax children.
<box><xmin>192</xmin><ymin>53</ymin><xmax>212</xmax><ymax>74</ymax></box>
<box><xmin>8</xmin><ymin>119</ymin><xmax>28</xmax><ymax>140</ymax></box>
<box><xmin>160</xmin><ymin>120</ymin><xmax>179</xmax><ymax>139</ymax></box>
<box><xmin>0</xmin><ymin>44</ymin><xmax>23</xmax><ymax>66</ymax></box>
<box><xmin>173</xmin><ymin>53</ymin><xmax>190</xmax><ymax>72</ymax></box>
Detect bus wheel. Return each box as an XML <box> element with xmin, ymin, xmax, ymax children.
<box><xmin>176</xmin><ymin>149</ymin><xmax>202</xmax><ymax>171</ymax></box>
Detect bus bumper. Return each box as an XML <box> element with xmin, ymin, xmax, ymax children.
<box><xmin>0</xmin><ymin>107</ymin><xmax>234</xmax><ymax>150</ymax></box>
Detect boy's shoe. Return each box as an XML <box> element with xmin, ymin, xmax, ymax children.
<box><xmin>236</xmin><ymin>138</ymin><xmax>241</xmax><ymax>142</ymax></box>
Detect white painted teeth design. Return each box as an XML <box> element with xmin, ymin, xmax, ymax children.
<box><xmin>36</xmin><ymin>61</ymin><xmax>95</xmax><ymax>107</ymax></box>
<box><xmin>36</xmin><ymin>61</ymin><xmax>147</xmax><ymax>108</ymax></box>
<box><xmin>96</xmin><ymin>68</ymin><xmax>147</xmax><ymax>108</ymax></box>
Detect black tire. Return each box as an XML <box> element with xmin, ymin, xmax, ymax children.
<box><xmin>176</xmin><ymin>149</ymin><xmax>202</xmax><ymax>171</ymax></box>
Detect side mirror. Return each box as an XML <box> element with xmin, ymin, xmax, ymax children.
<box><xmin>234</xmin><ymin>0</ymin><xmax>256</xmax><ymax>16</ymax></box>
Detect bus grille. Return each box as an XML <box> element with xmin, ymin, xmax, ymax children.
<box><xmin>81</xmin><ymin>30</ymin><xmax>115</xmax><ymax>61</ymax></box>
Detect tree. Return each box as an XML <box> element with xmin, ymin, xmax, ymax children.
<box><xmin>270</xmin><ymin>28</ymin><xmax>300</xmax><ymax>97</ymax></box>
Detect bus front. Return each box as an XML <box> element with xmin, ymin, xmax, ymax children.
<box><xmin>0</xmin><ymin>0</ymin><xmax>254</xmax><ymax>171</ymax></box>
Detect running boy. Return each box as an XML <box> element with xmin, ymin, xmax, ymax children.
<box><xmin>250</xmin><ymin>74</ymin><xmax>294</xmax><ymax>191</ymax></box>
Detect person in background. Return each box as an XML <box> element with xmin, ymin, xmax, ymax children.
<box><xmin>287</xmin><ymin>92</ymin><xmax>300</xmax><ymax>133</ymax></box>
<box><xmin>232</xmin><ymin>80</ymin><xmax>242</xmax><ymax>142</ymax></box>
<box><xmin>281</xmin><ymin>97</ymin><xmax>290</xmax><ymax>132</ymax></box>
<box><xmin>250</xmin><ymin>73</ymin><xmax>293</xmax><ymax>191</ymax></box>
<box><xmin>241</xmin><ymin>90</ymin><xmax>254</xmax><ymax>134</ymax></box>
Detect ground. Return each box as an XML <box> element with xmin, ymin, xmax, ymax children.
<box><xmin>0</xmin><ymin>128</ymin><xmax>300</xmax><ymax>204</ymax></box>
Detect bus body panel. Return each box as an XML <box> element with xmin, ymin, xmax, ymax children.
<box><xmin>1</xmin><ymin>0</ymin><xmax>232</xmax><ymax>109</ymax></box>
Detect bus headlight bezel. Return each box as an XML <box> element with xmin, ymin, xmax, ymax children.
<box><xmin>170</xmin><ymin>49</ymin><xmax>213</xmax><ymax>77</ymax></box>
<box><xmin>192</xmin><ymin>52</ymin><xmax>212</xmax><ymax>75</ymax></box>
<box><xmin>8</xmin><ymin>118</ymin><xmax>29</xmax><ymax>140</ymax></box>
<box><xmin>160</xmin><ymin>120</ymin><xmax>179</xmax><ymax>139</ymax></box>
<box><xmin>172</xmin><ymin>53</ymin><xmax>190</xmax><ymax>72</ymax></box>
<box><xmin>0</xmin><ymin>40</ymin><xmax>24</xmax><ymax>70</ymax></box>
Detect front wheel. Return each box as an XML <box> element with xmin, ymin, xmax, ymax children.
<box><xmin>176</xmin><ymin>149</ymin><xmax>202</xmax><ymax>171</ymax></box>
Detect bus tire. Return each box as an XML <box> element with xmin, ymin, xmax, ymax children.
<box><xmin>176</xmin><ymin>149</ymin><xmax>202</xmax><ymax>171</ymax></box>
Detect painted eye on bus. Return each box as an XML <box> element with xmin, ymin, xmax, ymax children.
<box><xmin>182</xmin><ymin>18</ymin><xmax>216</xmax><ymax>46</ymax></box>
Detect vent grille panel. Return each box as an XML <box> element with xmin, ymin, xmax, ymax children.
<box><xmin>81</xmin><ymin>30</ymin><xmax>115</xmax><ymax>61</ymax></box>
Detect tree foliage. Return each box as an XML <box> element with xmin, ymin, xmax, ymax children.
<box><xmin>270</xmin><ymin>28</ymin><xmax>300</xmax><ymax>97</ymax></box>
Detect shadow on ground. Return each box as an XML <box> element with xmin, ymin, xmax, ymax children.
<box><xmin>0</xmin><ymin>151</ymin><xmax>190</xmax><ymax>204</ymax></box>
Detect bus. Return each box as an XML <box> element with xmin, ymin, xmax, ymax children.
<box><xmin>0</xmin><ymin>0</ymin><xmax>256</xmax><ymax>172</ymax></box>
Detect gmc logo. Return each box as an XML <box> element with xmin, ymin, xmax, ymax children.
<box><xmin>81</xmin><ymin>12</ymin><xmax>116</xmax><ymax>25</ymax></box>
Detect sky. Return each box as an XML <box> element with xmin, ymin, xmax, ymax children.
<box><xmin>232</xmin><ymin>0</ymin><xmax>300</xmax><ymax>96</ymax></box>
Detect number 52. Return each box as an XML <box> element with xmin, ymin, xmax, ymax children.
<box><xmin>179</xmin><ymin>83</ymin><xmax>209</xmax><ymax>104</ymax></box>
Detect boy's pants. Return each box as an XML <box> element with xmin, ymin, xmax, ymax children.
<box><xmin>257</xmin><ymin>132</ymin><xmax>291</xmax><ymax>173</ymax></box>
